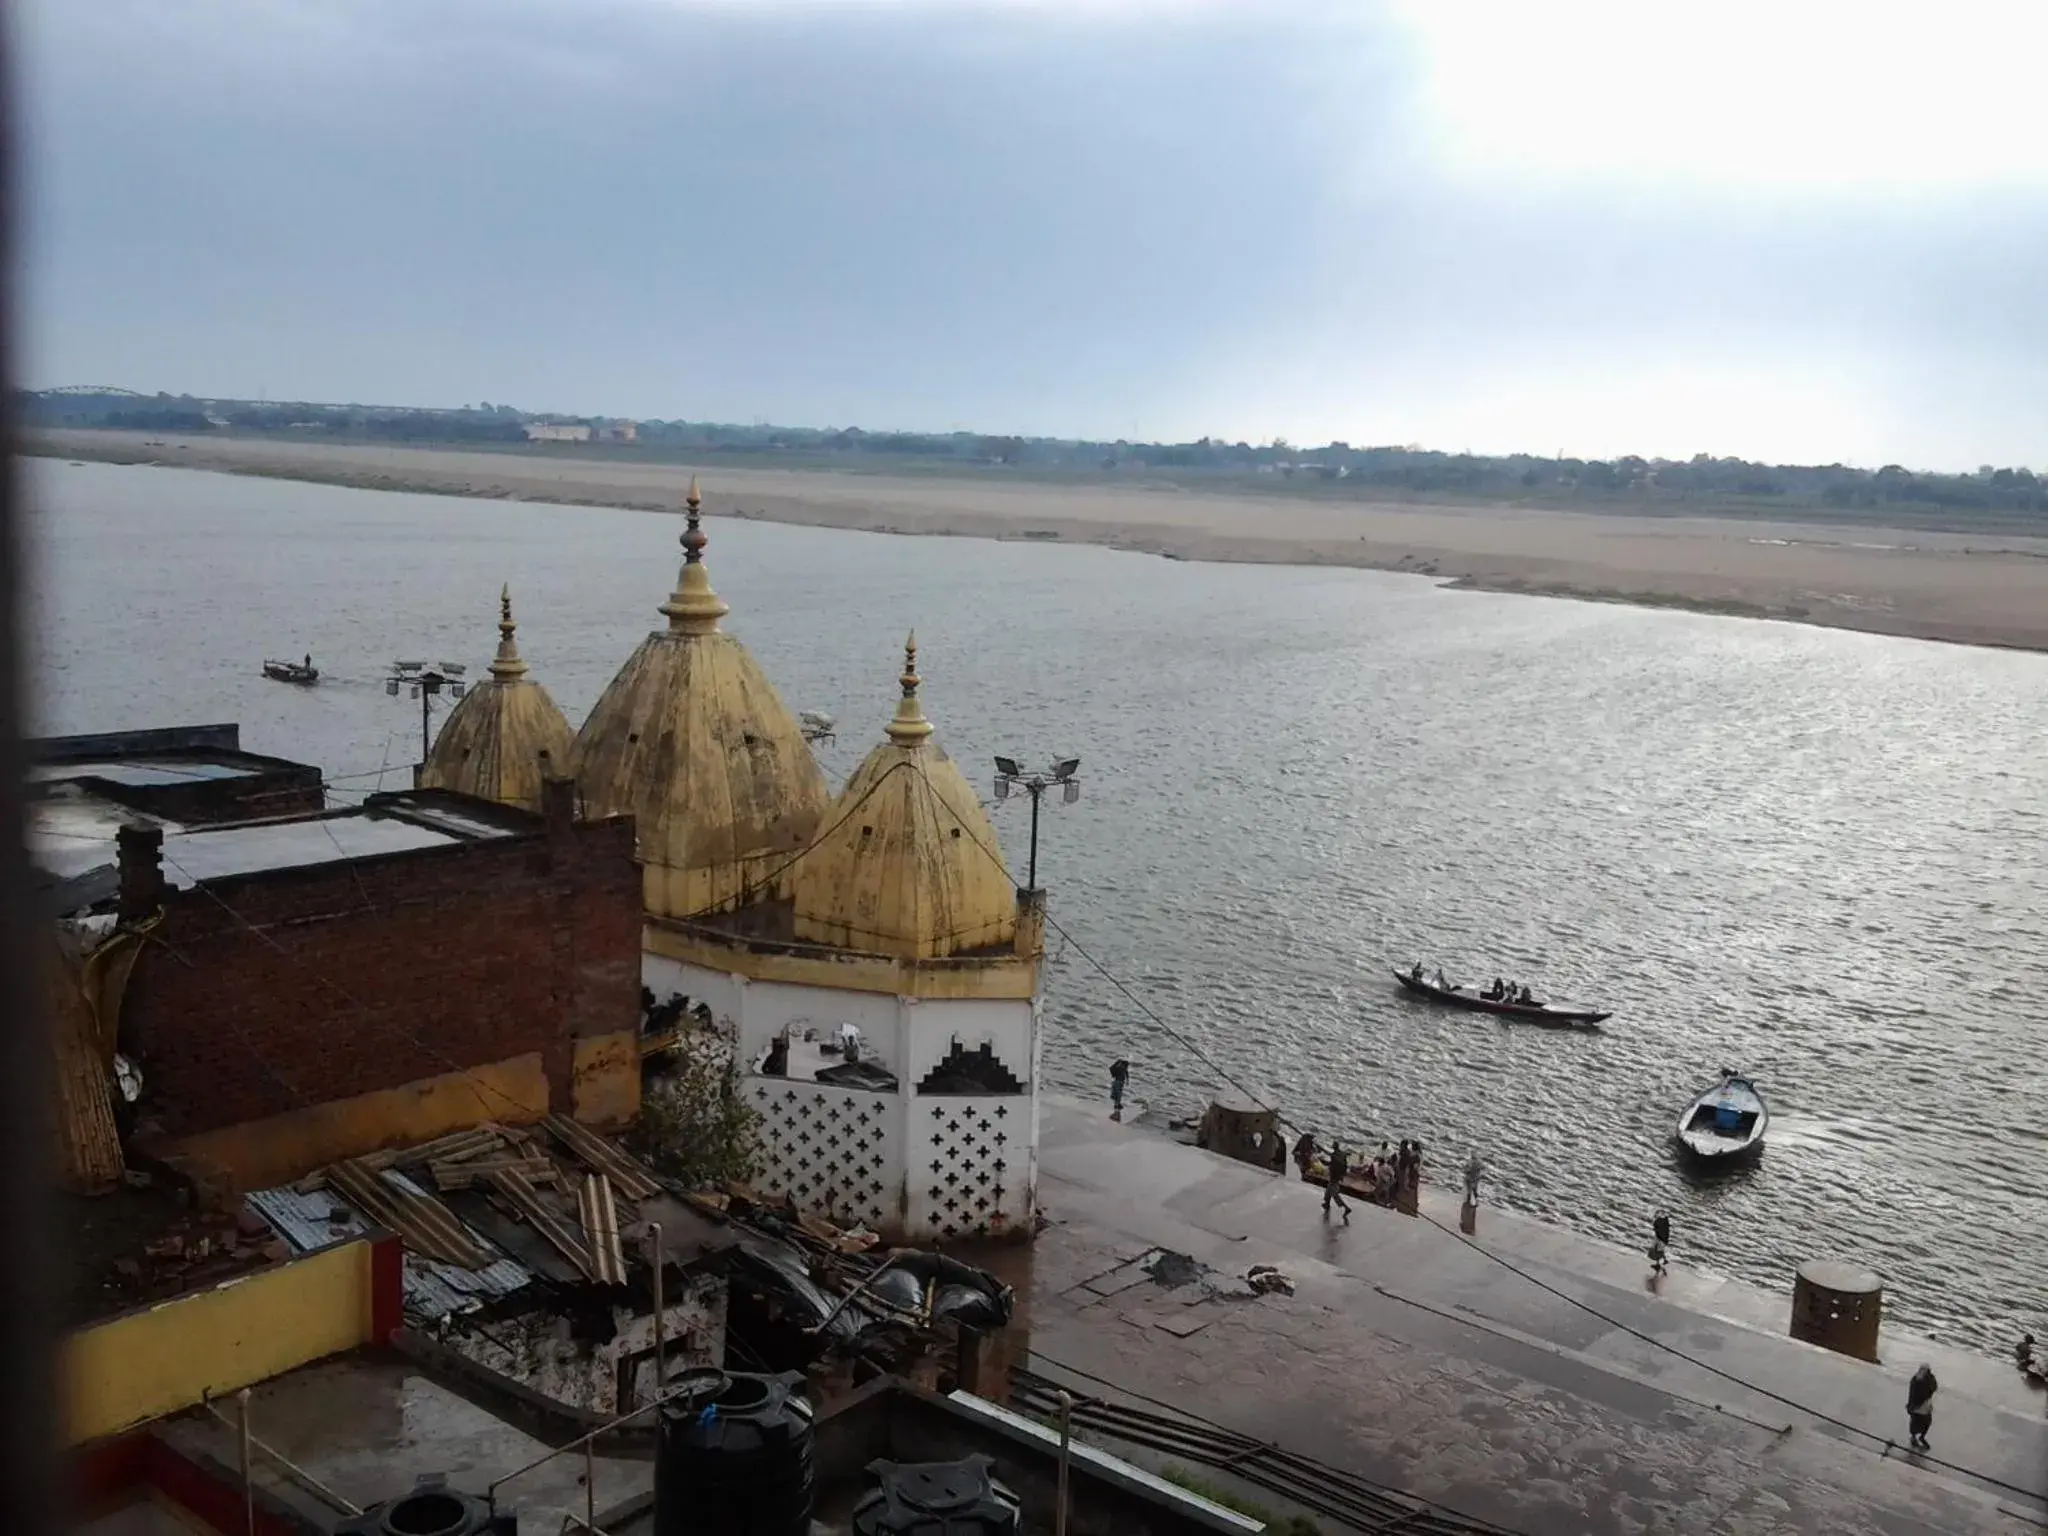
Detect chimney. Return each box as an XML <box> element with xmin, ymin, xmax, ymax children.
<box><xmin>541</xmin><ymin>774</ymin><xmax>576</xmax><ymax>837</ymax></box>
<box><xmin>116</xmin><ymin>824</ymin><xmax>166</xmax><ymax>922</ymax></box>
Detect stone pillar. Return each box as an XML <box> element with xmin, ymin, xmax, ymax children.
<box><xmin>1012</xmin><ymin>887</ymin><xmax>1045</xmax><ymax>958</ymax></box>
<box><xmin>1790</xmin><ymin>1261</ymin><xmax>1883</xmax><ymax>1362</ymax></box>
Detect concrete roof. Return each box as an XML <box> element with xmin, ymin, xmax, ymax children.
<box><xmin>29</xmin><ymin>792</ymin><xmax>530</xmax><ymax>888</ymax></box>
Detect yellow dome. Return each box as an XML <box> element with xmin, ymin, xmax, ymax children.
<box><xmin>419</xmin><ymin>585</ymin><xmax>576</xmax><ymax>813</ymax></box>
<box><xmin>792</xmin><ymin>635</ymin><xmax>1017</xmax><ymax>960</ymax></box>
<box><xmin>571</xmin><ymin>479</ymin><xmax>829</xmax><ymax>918</ymax></box>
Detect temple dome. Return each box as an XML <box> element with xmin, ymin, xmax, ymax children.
<box><xmin>791</xmin><ymin>635</ymin><xmax>1017</xmax><ymax>960</ymax></box>
<box><xmin>418</xmin><ymin>586</ymin><xmax>575</xmax><ymax>813</ymax></box>
<box><xmin>570</xmin><ymin>479</ymin><xmax>829</xmax><ymax>919</ymax></box>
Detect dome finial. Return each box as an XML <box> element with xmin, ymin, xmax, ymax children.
<box><xmin>660</xmin><ymin>475</ymin><xmax>730</xmax><ymax>633</ymax></box>
<box><xmin>490</xmin><ymin>583</ymin><xmax>530</xmax><ymax>681</ymax></box>
<box><xmin>886</xmin><ymin>631</ymin><xmax>934</xmax><ymax>745</ymax></box>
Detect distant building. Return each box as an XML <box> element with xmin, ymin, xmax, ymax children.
<box><xmin>596</xmin><ymin>421</ymin><xmax>638</xmax><ymax>443</ymax></box>
<box><xmin>524</xmin><ymin>422</ymin><xmax>593</xmax><ymax>443</ymax></box>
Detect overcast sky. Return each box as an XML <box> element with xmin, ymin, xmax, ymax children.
<box><xmin>19</xmin><ymin>0</ymin><xmax>2048</xmax><ymax>468</ymax></box>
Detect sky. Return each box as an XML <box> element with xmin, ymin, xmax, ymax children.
<box><xmin>17</xmin><ymin>0</ymin><xmax>2048</xmax><ymax>469</ymax></box>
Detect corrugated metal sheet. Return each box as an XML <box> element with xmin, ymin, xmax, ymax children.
<box><xmin>544</xmin><ymin>1113</ymin><xmax>661</xmax><ymax>1200</ymax></box>
<box><xmin>329</xmin><ymin>1158</ymin><xmax>496</xmax><ymax>1269</ymax></box>
<box><xmin>245</xmin><ymin>1180</ymin><xmax>530</xmax><ymax>1322</ymax></box>
<box><xmin>489</xmin><ymin>1165</ymin><xmax>596</xmax><ymax>1280</ymax></box>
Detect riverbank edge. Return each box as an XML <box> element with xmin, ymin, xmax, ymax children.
<box><xmin>1045</xmin><ymin>1096</ymin><xmax>2031</xmax><ymax>1403</ymax></box>
<box><xmin>31</xmin><ymin>434</ymin><xmax>2048</xmax><ymax>656</ymax></box>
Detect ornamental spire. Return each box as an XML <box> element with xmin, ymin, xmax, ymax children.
<box><xmin>489</xmin><ymin>583</ymin><xmax>530</xmax><ymax>681</ymax></box>
<box><xmin>659</xmin><ymin>475</ymin><xmax>730</xmax><ymax>634</ymax></box>
<box><xmin>885</xmin><ymin>631</ymin><xmax>934</xmax><ymax>745</ymax></box>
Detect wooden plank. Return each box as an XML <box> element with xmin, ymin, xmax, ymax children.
<box><xmin>577</xmin><ymin>1174</ymin><xmax>627</xmax><ymax>1287</ymax></box>
<box><xmin>490</xmin><ymin>1166</ymin><xmax>595</xmax><ymax>1280</ymax></box>
<box><xmin>543</xmin><ymin>1113</ymin><xmax>661</xmax><ymax>1201</ymax></box>
<box><xmin>328</xmin><ymin>1160</ymin><xmax>494</xmax><ymax>1270</ymax></box>
<box><xmin>430</xmin><ymin>1155</ymin><xmax>558</xmax><ymax>1193</ymax></box>
<box><xmin>357</xmin><ymin>1126</ymin><xmax>508</xmax><ymax>1173</ymax></box>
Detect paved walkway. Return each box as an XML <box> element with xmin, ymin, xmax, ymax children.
<box><xmin>1027</xmin><ymin>1096</ymin><xmax>2048</xmax><ymax>1535</ymax></box>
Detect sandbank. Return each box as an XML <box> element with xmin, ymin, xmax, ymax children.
<box><xmin>34</xmin><ymin>429</ymin><xmax>2048</xmax><ymax>652</ymax></box>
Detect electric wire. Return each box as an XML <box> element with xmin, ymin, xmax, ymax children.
<box><xmin>1413</xmin><ymin>1205</ymin><xmax>2044</xmax><ymax>1504</ymax></box>
<box><xmin>942</xmin><ymin>792</ymin><xmax>2045</xmax><ymax>1506</ymax></box>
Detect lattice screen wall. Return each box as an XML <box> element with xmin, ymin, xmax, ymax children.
<box><xmin>745</xmin><ymin>1080</ymin><xmax>898</xmax><ymax>1232</ymax></box>
<box><xmin>906</xmin><ymin>1095</ymin><xmax>1031</xmax><ymax>1241</ymax></box>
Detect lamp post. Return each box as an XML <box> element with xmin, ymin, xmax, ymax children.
<box><xmin>386</xmin><ymin>660</ymin><xmax>468</xmax><ymax>760</ymax></box>
<box><xmin>992</xmin><ymin>756</ymin><xmax>1081</xmax><ymax>892</ymax></box>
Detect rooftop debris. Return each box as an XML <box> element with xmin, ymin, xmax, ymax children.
<box><xmin>249</xmin><ymin>1119</ymin><xmax>677</xmax><ymax>1317</ymax></box>
<box><xmin>243</xmin><ymin>1119</ymin><xmax>1016</xmax><ymax>1399</ymax></box>
<box><xmin>328</xmin><ymin>1159</ymin><xmax>496</xmax><ymax>1271</ymax></box>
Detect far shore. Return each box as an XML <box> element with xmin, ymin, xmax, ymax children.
<box><xmin>33</xmin><ymin>428</ymin><xmax>2048</xmax><ymax>653</ymax></box>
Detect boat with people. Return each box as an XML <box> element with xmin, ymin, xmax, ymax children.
<box><xmin>262</xmin><ymin>654</ymin><xmax>320</xmax><ymax>685</ymax></box>
<box><xmin>1391</xmin><ymin>964</ymin><xmax>1611</xmax><ymax>1029</ymax></box>
<box><xmin>1675</xmin><ymin>1070</ymin><xmax>1768</xmax><ymax>1161</ymax></box>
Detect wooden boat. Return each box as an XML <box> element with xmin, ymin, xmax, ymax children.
<box><xmin>1390</xmin><ymin>968</ymin><xmax>1611</xmax><ymax>1029</ymax></box>
<box><xmin>1676</xmin><ymin>1071</ymin><xmax>1768</xmax><ymax>1160</ymax></box>
<box><xmin>262</xmin><ymin>658</ymin><xmax>319</xmax><ymax>685</ymax></box>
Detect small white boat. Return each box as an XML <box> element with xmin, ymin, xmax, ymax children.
<box><xmin>1676</xmin><ymin>1070</ymin><xmax>1768</xmax><ymax>1161</ymax></box>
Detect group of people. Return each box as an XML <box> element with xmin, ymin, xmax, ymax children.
<box><xmin>1404</xmin><ymin>962</ymin><xmax>1538</xmax><ymax>1007</ymax></box>
<box><xmin>1293</xmin><ymin>1133</ymin><xmax>1428</xmax><ymax>1220</ymax></box>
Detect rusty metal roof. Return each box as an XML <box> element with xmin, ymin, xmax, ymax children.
<box><xmin>245</xmin><ymin>1181</ymin><xmax>530</xmax><ymax>1322</ymax></box>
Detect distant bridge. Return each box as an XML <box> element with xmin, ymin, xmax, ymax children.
<box><xmin>42</xmin><ymin>385</ymin><xmax>145</xmax><ymax>398</ymax></box>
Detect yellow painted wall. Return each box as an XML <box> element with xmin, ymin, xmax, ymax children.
<box><xmin>64</xmin><ymin>1241</ymin><xmax>374</xmax><ymax>1446</ymax></box>
<box><xmin>572</xmin><ymin>1030</ymin><xmax>641</xmax><ymax>1126</ymax></box>
<box><xmin>164</xmin><ymin>1052</ymin><xmax>551</xmax><ymax>1192</ymax></box>
<box><xmin>645</xmin><ymin>924</ymin><xmax>1038</xmax><ymax>1001</ymax></box>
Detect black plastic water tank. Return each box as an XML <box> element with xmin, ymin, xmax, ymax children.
<box><xmin>333</xmin><ymin>1473</ymin><xmax>516</xmax><ymax>1536</ymax></box>
<box><xmin>654</xmin><ymin>1369</ymin><xmax>815</xmax><ymax>1536</ymax></box>
<box><xmin>851</xmin><ymin>1455</ymin><xmax>1022</xmax><ymax>1536</ymax></box>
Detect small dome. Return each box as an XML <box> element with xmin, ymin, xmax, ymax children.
<box><xmin>571</xmin><ymin>480</ymin><xmax>829</xmax><ymax>918</ymax></box>
<box><xmin>419</xmin><ymin>586</ymin><xmax>575</xmax><ymax>813</ymax></box>
<box><xmin>792</xmin><ymin>635</ymin><xmax>1016</xmax><ymax>959</ymax></box>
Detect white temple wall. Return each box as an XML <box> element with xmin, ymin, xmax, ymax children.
<box><xmin>648</xmin><ymin>950</ymin><xmax>1039</xmax><ymax>1241</ymax></box>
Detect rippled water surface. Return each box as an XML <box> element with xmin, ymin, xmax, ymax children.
<box><xmin>28</xmin><ymin>461</ymin><xmax>2048</xmax><ymax>1352</ymax></box>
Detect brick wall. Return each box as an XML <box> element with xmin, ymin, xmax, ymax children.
<box><xmin>120</xmin><ymin>815</ymin><xmax>641</xmax><ymax>1141</ymax></box>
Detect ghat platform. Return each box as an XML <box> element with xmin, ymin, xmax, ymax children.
<box><xmin>1022</xmin><ymin>1095</ymin><xmax>2048</xmax><ymax>1535</ymax></box>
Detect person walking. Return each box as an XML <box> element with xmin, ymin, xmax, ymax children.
<box><xmin>1649</xmin><ymin>1210</ymin><xmax>1672</xmax><ymax>1276</ymax></box>
<box><xmin>1323</xmin><ymin>1140</ymin><xmax>1352</xmax><ymax>1223</ymax></box>
<box><xmin>1109</xmin><ymin>1058</ymin><xmax>1129</xmax><ymax>1119</ymax></box>
<box><xmin>1906</xmin><ymin>1365</ymin><xmax>1938</xmax><ymax>1450</ymax></box>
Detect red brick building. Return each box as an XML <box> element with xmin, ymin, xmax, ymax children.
<box><xmin>106</xmin><ymin>780</ymin><xmax>643</xmax><ymax>1189</ymax></box>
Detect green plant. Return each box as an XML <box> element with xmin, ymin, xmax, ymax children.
<box><xmin>627</xmin><ymin>1032</ymin><xmax>762</xmax><ymax>1191</ymax></box>
<box><xmin>1159</xmin><ymin>1465</ymin><xmax>1322</xmax><ymax>1535</ymax></box>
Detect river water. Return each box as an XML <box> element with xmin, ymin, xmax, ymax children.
<box><xmin>26</xmin><ymin>459</ymin><xmax>2048</xmax><ymax>1353</ymax></box>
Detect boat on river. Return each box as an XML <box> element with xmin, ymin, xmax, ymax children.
<box><xmin>1390</xmin><ymin>967</ymin><xmax>1611</xmax><ymax>1029</ymax></box>
<box><xmin>262</xmin><ymin>656</ymin><xmax>320</xmax><ymax>685</ymax></box>
<box><xmin>1676</xmin><ymin>1071</ymin><xmax>1768</xmax><ymax>1161</ymax></box>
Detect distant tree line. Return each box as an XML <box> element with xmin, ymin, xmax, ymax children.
<box><xmin>21</xmin><ymin>389</ymin><xmax>2048</xmax><ymax>516</ymax></box>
